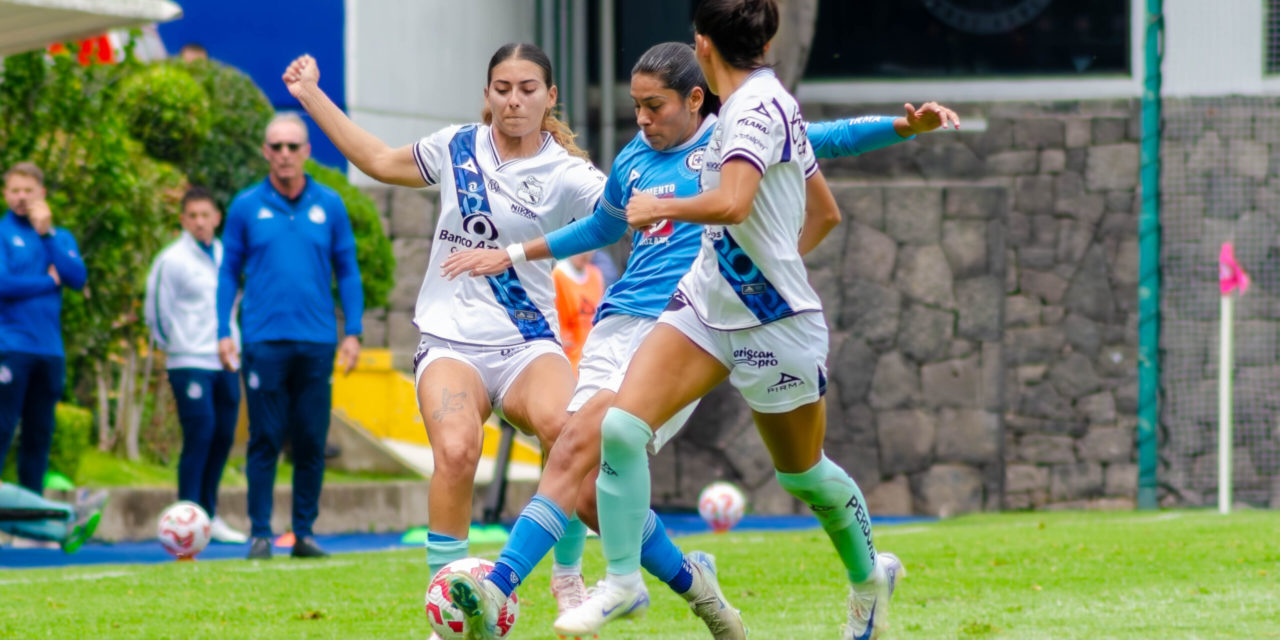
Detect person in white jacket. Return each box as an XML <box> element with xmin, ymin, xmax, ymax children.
<box><xmin>145</xmin><ymin>187</ymin><xmax>246</xmax><ymax>544</ymax></box>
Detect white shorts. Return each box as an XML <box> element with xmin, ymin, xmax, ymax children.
<box><xmin>657</xmin><ymin>300</ymin><xmax>829</xmax><ymax>414</ymax></box>
<box><xmin>413</xmin><ymin>334</ymin><xmax>568</xmax><ymax>416</ymax></box>
<box><xmin>570</xmin><ymin>314</ymin><xmax>699</xmax><ymax>454</ymax></box>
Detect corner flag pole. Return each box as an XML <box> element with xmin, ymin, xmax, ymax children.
<box><xmin>1217</xmin><ymin>242</ymin><xmax>1248</xmax><ymax>515</ymax></box>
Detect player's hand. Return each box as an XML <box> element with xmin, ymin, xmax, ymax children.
<box><xmin>282</xmin><ymin>54</ymin><xmax>320</xmax><ymax>99</ymax></box>
<box><xmin>338</xmin><ymin>335</ymin><xmax>361</xmax><ymax>376</ymax></box>
<box><xmin>903</xmin><ymin>102</ymin><xmax>961</xmax><ymax>134</ymax></box>
<box><xmin>440</xmin><ymin>248</ymin><xmax>511</xmax><ymax>280</ymax></box>
<box><xmin>47</xmin><ymin>264</ymin><xmax>60</xmax><ymax>287</ymax></box>
<box><xmin>626</xmin><ymin>191</ymin><xmax>664</xmax><ymax>229</ymax></box>
<box><xmin>218</xmin><ymin>337</ymin><xmax>239</xmax><ymax>372</ymax></box>
<box><xmin>28</xmin><ymin>199</ymin><xmax>52</xmax><ymax>235</ymax></box>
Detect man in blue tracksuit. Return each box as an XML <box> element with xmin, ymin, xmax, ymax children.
<box><xmin>217</xmin><ymin>114</ymin><xmax>364</xmax><ymax>560</ymax></box>
<box><xmin>0</xmin><ymin>162</ymin><xmax>87</xmax><ymax>494</ymax></box>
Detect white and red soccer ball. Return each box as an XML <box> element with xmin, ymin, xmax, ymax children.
<box><xmin>425</xmin><ymin>557</ymin><xmax>519</xmax><ymax>639</ymax></box>
<box><xmin>157</xmin><ymin>500</ymin><xmax>211</xmax><ymax>559</ymax></box>
<box><xmin>698</xmin><ymin>481</ymin><xmax>746</xmax><ymax>533</ymax></box>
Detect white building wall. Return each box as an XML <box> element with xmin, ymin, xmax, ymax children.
<box><xmin>344</xmin><ymin>0</ymin><xmax>536</xmax><ymax>184</ymax></box>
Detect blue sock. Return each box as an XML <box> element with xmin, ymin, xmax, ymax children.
<box><xmin>426</xmin><ymin>531</ymin><xmax>468</xmax><ymax>581</ymax></box>
<box><xmin>489</xmin><ymin>495</ymin><xmax>568</xmax><ymax>597</ymax></box>
<box><xmin>640</xmin><ymin>510</ymin><xmax>693</xmax><ymax>594</ymax></box>
<box><xmin>552</xmin><ymin>515</ymin><xmax>587</xmax><ymax>570</ymax></box>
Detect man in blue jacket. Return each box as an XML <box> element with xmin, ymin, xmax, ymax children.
<box><xmin>0</xmin><ymin>162</ymin><xmax>87</xmax><ymax>494</ymax></box>
<box><xmin>217</xmin><ymin>114</ymin><xmax>363</xmax><ymax>560</ymax></box>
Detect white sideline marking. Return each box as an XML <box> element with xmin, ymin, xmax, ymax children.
<box><xmin>0</xmin><ymin>569</ymin><xmax>135</xmax><ymax>585</ymax></box>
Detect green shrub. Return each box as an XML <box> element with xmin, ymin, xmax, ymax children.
<box><xmin>306</xmin><ymin>159</ymin><xmax>395</xmax><ymax>310</ymax></box>
<box><xmin>178</xmin><ymin>59</ymin><xmax>273</xmax><ymax>210</ymax></box>
<box><xmin>1</xmin><ymin>403</ymin><xmax>94</xmax><ymax>485</ymax></box>
<box><xmin>118</xmin><ymin>64</ymin><xmax>212</xmax><ymax>164</ymax></box>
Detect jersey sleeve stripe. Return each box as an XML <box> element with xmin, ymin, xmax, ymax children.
<box><xmin>804</xmin><ymin>161</ymin><xmax>819</xmax><ymax>179</ymax></box>
<box><xmin>721</xmin><ymin>149</ymin><xmax>767</xmax><ymax>175</ymax></box>
<box><xmin>411</xmin><ymin>141</ymin><xmax>437</xmax><ymax>185</ymax></box>
<box><xmin>600</xmin><ymin>195</ymin><xmax>628</xmax><ymax>220</ymax></box>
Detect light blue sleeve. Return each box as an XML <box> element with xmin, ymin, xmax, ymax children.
<box><xmin>808</xmin><ymin>116</ymin><xmax>913</xmax><ymax>159</ymax></box>
<box><xmin>545</xmin><ymin>161</ymin><xmax>630</xmax><ymax>259</ymax></box>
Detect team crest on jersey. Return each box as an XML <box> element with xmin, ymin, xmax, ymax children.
<box><xmin>11</xmin><ymin>236</ymin><xmax>23</xmax><ymax>248</ymax></box>
<box><xmin>685</xmin><ymin>147</ymin><xmax>705</xmax><ymax>172</ymax></box>
<box><xmin>308</xmin><ymin>205</ymin><xmax>326</xmax><ymax>224</ymax></box>
<box><xmin>257</xmin><ymin>208</ymin><xmax>274</xmax><ymax>219</ymax></box>
<box><xmin>0</xmin><ymin>365</ymin><xmax>11</xmax><ymax>385</ymax></box>
<box><xmin>517</xmin><ymin>176</ymin><xmax>545</xmax><ymax>205</ymax></box>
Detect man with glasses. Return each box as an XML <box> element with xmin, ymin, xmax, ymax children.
<box><xmin>217</xmin><ymin>113</ymin><xmax>363</xmax><ymax>560</ymax></box>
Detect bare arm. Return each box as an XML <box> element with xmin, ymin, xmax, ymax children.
<box><xmin>797</xmin><ymin>170</ymin><xmax>842</xmax><ymax>256</ymax></box>
<box><xmin>626</xmin><ymin>160</ymin><xmax>762</xmax><ymax>228</ymax></box>
<box><xmin>283</xmin><ymin>55</ymin><xmax>425</xmax><ymax>188</ymax></box>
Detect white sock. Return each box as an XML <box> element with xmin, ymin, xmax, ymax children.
<box><xmin>552</xmin><ymin>562</ymin><xmax>582</xmax><ymax>578</ymax></box>
<box><xmin>604</xmin><ymin>570</ymin><xmax>644</xmax><ymax>591</ymax></box>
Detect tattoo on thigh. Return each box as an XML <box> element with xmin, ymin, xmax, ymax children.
<box><xmin>431</xmin><ymin>387</ymin><xmax>467</xmax><ymax>422</ymax></box>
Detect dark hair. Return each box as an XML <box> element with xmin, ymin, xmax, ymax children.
<box><xmin>693</xmin><ymin>0</ymin><xmax>780</xmax><ymax>70</ymax></box>
<box><xmin>483</xmin><ymin>42</ymin><xmax>588</xmax><ymax>160</ymax></box>
<box><xmin>181</xmin><ymin>186</ymin><xmax>218</xmax><ymax>212</ymax></box>
<box><xmin>179</xmin><ymin>42</ymin><xmax>207</xmax><ymax>55</ymax></box>
<box><xmin>632</xmin><ymin>42</ymin><xmax>720</xmax><ymax>118</ymax></box>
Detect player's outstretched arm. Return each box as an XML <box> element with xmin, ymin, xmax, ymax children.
<box><xmin>807</xmin><ymin>102</ymin><xmax>961</xmax><ymax>159</ymax></box>
<box><xmin>626</xmin><ymin>160</ymin><xmax>761</xmax><ymax>228</ymax></box>
<box><xmin>282</xmin><ymin>54</ymin><xmax>424</xmax><ymax>188</ymax></box>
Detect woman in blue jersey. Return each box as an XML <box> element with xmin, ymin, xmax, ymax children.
<box><xmin>546</xmin><ymin>1</ymin><xmax>916</xmax><ymax>638</ymax></box>
<box><xmin>439</xmin><ymin>39</ymin><xmax>957</xmax><ymax>640</ymax></box>
<box><xmin>281</xmin><ymin>44</ymin><xmax>605</xmax><ymax>604</ymax></box>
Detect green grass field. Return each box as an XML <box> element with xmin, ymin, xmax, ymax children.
<box><xmin>5</xmin><ymin>510</ymin><xmax>1279</xmax><ymax>639</ymax></box>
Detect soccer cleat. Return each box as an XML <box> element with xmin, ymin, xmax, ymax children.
<box><xmin>682</xmin><ymin>551</ymin><xmax>748</xmax><ymax>639</ymax></box>
<box><xmin>209</xmin><ymin>516</ymin><xmax>248</xmax><ymax>544</ymax></box>
<box><xmin>843</xmin><ymin>552</ymin><xmax>904</xmax><ymax>640</ymax></box>
<box><xmin>552</xmin><ymin>578</ymin><xmax>649</xmax><ymax>638</ymax></box>
<box><xmin>62</xmin><ymin>489</ymin><xmax>108</xmax><ymax>553</ymax></box>
<box><xmin>445</xmin><ymin>570</ymin><xmax>502</xmax><ymax>640</ymax></box>
<box><xmin>551</xmin><ymin>572</ymin><xmax>588</xmax><ymax>616</ymax></box>
<box><xmin>247</xmin><ymin>536</ymin><xmax>272</xmax><ymax>560</ymax></box>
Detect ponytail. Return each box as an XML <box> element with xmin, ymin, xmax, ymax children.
<box><xmin>543</xmin><ymin>109</ymin><xmax>589</xmax><ymax>160</ymax></box>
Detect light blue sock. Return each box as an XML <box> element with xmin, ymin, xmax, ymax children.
<box><xmin>552</xmin><ymin>515</ymin><xmax>588</xmax><ymax>570</ymax></box>
<box><xmin>488</xmin><ymin>494</ymin><xmax>568</xmax><ymax>597</ymax></box>
<box><xmin>426</xmin><ymin>531</ymin><xmax>469</xmax><ymax>581</ymax></box>
<box><xmin>776</xmin><ymin>454</ymin><xmax>877</xmax><ymax>583</ymax></box>
<box><xmin>640</xmin><ymin>510</ymin><xmax>693</xmax><ymax>594</ymax></box>
<box><xmin>596</xmin><ymin>407</ymin><xmax>653</xmax><ymax>576</ymax></box>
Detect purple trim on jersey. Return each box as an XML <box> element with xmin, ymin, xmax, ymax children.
<box><xmin>770</xmin><ymin>98</ymin><xmax>792</xmax><ymax>164</ymax></box>
<box><xmin>721</xmin><ymin>150</ymin><xmax>767</xmax><ymax>175</ymax></box>
<box><xmin>412</xmin><ymin>142</ymin><xmax>436</xmax><ymax>185</ymax></box>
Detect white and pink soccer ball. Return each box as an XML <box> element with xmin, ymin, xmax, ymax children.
<box><xmin>156</xmin><ymin>501</ymin><xmax>211</xmax><ymax>559</ymax></box>
<box><xmin>698</xmin><ymin>481</ymin><xmax>746</xmax><ymax>533</ymax></box>
<box><xmin>425</xmin><ymin>557</ymin><xmax>519</xmax><ymax>639</ymax></box>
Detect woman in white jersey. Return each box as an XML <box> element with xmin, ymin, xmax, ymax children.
<box><xmin>553</xmin><ymin>2</ymin><xmax>903</xmax><ymax>639</ymax></box>
<box><xmin>281</xmin><ymin>44</ymin><xmax>604</xmax><ymax>595</ymax></box>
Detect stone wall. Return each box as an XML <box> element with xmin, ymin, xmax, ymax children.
<box><xmin>357</xmin><ymin>99</ymin><xmax>1144</xmax><ymax>516</ymax></box>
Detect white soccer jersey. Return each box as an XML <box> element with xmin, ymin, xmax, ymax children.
<box><xmin>411</xmin><ymin>124</ymin><xmax>605</xmax><ymax>345</ymax></box>
<box><xmin>677</xmin><ymin>68</ymin><xmax>823</xmax><ymax>330</ymax></box>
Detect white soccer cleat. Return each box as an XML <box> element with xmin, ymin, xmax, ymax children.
<box><xmin>444</xmin><ymin>571</ymin><xmax>503</xmax><ymax>640</ymax></box>
<box><xmin>550</xmin><ymin>572</ymin><xmax>588</xmax><ymax>616</ymax></box>
<box><xmin>209</xmin><ymin>516</ymin><xmax>248</xmax><ymax>544</ymax></box>
<box><xmin>844</xmin><ymin>552</ymin><xmax>904</xmax><ymax>640</ymax></box>
<box><xmin>682</xmin><ymin>551</ymin><xmax>748</xmax><ymax>640</ymax></box>
<box><xmin>552</xmin><ymin>578</ymin><xmax>650</xmax><ymax>638</ymax></box>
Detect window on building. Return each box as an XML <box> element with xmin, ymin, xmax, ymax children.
<box><xmin>1268</xmin><ymin>0</ymin><xmax>1280</xmax><ymax>74</ymax></box>
<box><xmin>805</xmin><ymin>0</ymin><xmax>1130</xmax><ymax>79</ymax></box>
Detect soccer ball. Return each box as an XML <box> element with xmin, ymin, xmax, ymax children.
<box><xmin>698</xmin><ymin>481</ymin><xmax>746</xmax><ymax>533</ymax></box>
<box><xmin>425</xmin><ymin>557</ymin><xmax>519</xmax><ymax>639</ymax></box>
<box><xmin>157</xmin><ymin>501</ymin><xmax>211</xmax><ymax>559</ymax></box>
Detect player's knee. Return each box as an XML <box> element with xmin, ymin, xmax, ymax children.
<box><xmin>432</xmin><ymin>438</ymin><xmax>482</xmax><ymax>476</ymax></box>
<box><xmin>600</xmin><ymin>407</ymin><xmax>651</xmax><ymax>455</ymax></box>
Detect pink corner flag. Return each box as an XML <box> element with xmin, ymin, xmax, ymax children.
<box><xmin>1219</xmin><ymin>242</ymin><xmax>1250</xmax><ymax>296</ymax></box>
